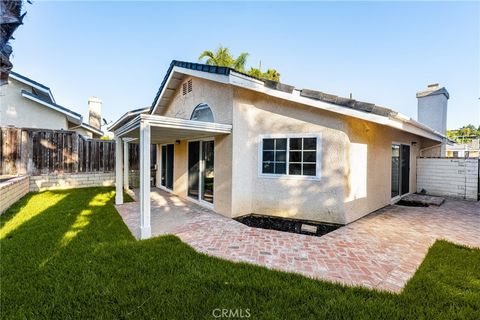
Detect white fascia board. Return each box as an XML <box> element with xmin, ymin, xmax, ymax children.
<box><xmin>228</xmin><ymin>72</ymin><xmax>443</xmax><ymax>142</ymax></box>
<box><xmin>11</xmin><ymin>73</ymin><xmax>56</xmax><ymax>103</ymax></box>
<box><xmin>150</xmin><ymin>66</ymin><xmax>230</xmax><ymax>115</ymax></box>
<box><xmin>115</xmin><ymin>115</ymin><xmax>141</xmax><ymax>137</ymax></box>
<box><xmin>141</xmin><ymin>114</ymin><xmax>232</xmax><ymax>133</ymax></box>
<box><xmin>22</xmin><ymin>92</ymin><xmax>82</xmax><ymax>122</ymax></box>
<box><xmin>108</xmin><ymin>108</ymin><xmax>149</xmax><ymax>131</ymax></box>
<box><xmin>115</xmin><ymin>114</ymin><xmax>233</xmax><ymax>138</ymax></box>
<box><xmin>80</xmin><ymin>123</ymin><xmax>103</xmax><ymax>136</ymax></box>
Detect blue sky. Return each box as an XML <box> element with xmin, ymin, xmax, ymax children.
<box><xmin>10</xmin><ymin>1</ymin><xmax>480</xmax><ymax>130</ymax></box>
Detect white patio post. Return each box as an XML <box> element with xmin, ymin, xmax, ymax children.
<box><xmin>156</xmin><ymin>144</ymin><xmax>161</xmax><ymax>188</ymax></box>
<box><xmin>139</xmin><ymin>120</ymin><xmax>151</xmax><ymax>239</ymax></box>
<box><xmin>115</xmin><ymin>136</ymin><xmax>124</xmax><ymax>205</ymax></box>
<box><xmin>123</xmin><ymin>139</ymin><xmax>129</xmax><ymax>190</ymax></box>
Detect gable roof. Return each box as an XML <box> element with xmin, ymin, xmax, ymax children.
<box><xmin>12</xmin><ymin>72</ymin><xmax>104</xmax><ymax>137</ymax></box>
<box><xmin>21</xmin><ymin>90</ymin><xmax>82</xmax><ymax>123</ymax></box>
<box><xmin>147</xmin><ymin>60</ymin><xmax>447</xmax><ymax>142</ymax></box>
<box><xmin>10</xmin><ymin>71</ymin><xmax>56</xmax><ymax>104</ymax></box>
<box><xmin>79</xmin><ymin>122</ymin><xmax>104</xmax><ymax>136</ymax></box>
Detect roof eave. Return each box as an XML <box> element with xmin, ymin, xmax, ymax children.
<box><xmin>11</xmin><ymin>72</ymin><xmax>56</xmax><ymax>103</ymax></box>
<box><xmin>80</xmin><ymin>123</ymin><xmax>103</xmax><ymax>136</ymax></box>
<box><xmin>145</xmin><ymin>60</ymin><xmax>447</xmax><ymax>143</ymax></box>
<box><xmin>21</xmin><ymin>90</ymin><xmax>82</xmax><ymax>121</ymax></box>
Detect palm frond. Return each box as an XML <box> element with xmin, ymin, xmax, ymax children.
<box><xmin>198</xmin><ymin>50</ymin><xmax>216</xmax><ymax>65</ymax></box>
<box><xmin>233</xmin><ymin>52</ymin><xmax>249</xmax><ymax>72</ymax></box>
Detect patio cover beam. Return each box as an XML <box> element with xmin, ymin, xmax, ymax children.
<box><xmin>114</xmin><ymin>114</ymin><xmax>232</xmax><ymax>140</ymax></box>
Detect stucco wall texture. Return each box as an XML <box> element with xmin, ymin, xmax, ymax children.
<box><xmin>0</xmin><ymin>79</ymin><xmax>69</xmax><ymax>130</ymax></box>
<box><xmin>154</xmin><ymin>76</ymin><xmax>439</xmax><ymax>225</ymax></box>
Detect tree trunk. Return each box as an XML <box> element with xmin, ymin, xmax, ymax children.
<box><xmin>0</xmin><ymin>0</ymin><xmax>25</xmax><ymax>86</ymax></box>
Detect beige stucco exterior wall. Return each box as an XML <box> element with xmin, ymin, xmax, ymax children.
<box><xmin>343</xmin><ymin>118</ymin><xmax>421</xmax><ymax>222</ymax></box>
<box><xmin>147</xmin><ymin>75</ymin><xmax>440</xmax><ymax>224</ymax></box>
<box><xmin>230</xmin><ymin>88</ymin><xmax>349</xmax><ymax>224</ymax></box>
<box><xmin>230</xmin><ymin>87</ymin><xmax>433</xmax><ymax>225</ymax></box>
<box><xmin>158</xmin><ymin>77</ymin><xmax>233</xmax><ymax>124</ymax></box>
<box><xmin>154</xmin><ymin>77</ymin><xmax>234</xmax><ymax>216</ymax></box>
<box><xmin>0</xmin><ymin>79</ymin><xmax>69</xmax><ymax>130</ymax></box>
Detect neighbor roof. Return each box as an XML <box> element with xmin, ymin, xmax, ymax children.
<box><xmin>10</xmin><ymin>71</ymin><xmax>56</xmax><ymax>103</ymax></box>
<box><xmin>145</xmin><ymin>60</ymin><xmax>448</xmax><ymax>142</ymax></box>
<box><xmin>15</xmin><ymin>74</ymin><xmax>104</xmax><ymax>136</ymax></box>
<box><xmin>21</xmin><ymin>90</ymin><xmax>82</xmax><ymax>122</ymax></box>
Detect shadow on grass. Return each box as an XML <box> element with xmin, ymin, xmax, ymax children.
<box><xmin>1</xmin><ymin>187</ymin><xmax>479</xmax><ymax>319</ymax></box>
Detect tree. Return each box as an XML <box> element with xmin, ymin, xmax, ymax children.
<box><xmin>0</xmin><ymin>0</ymin><xmax>30</xmax><ymax>86</ymax></box>
<box><xmin>198</xmin><ymin>46</ymin><xmax>281</xmax><ymax>82</ymax></box>
<box><xmin>247</xmin><ymin>67</ymin><xmax>262</xmax><ymax>79</ymax></box>
<box><xmin>447</xmin><ymin>124</ymin><xmax>480</xmax><ymax>143</ymax></box>
<box><xmin>262</xmin><ymin>69</ymin><xmax>280</xmax><ymax>82</ymax></box>
<box><xmin>246</xmin><ymin>67</ymin><xmax>280</xmax><ymax>82</ymax></box>
<box><xmin>198</xmin><ymin>46</ymin><xmax>249</xmax><ymax>72</ymax></box>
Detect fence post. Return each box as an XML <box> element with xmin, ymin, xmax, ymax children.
<box><xmin>72</xmin><ymin>133</ymin><xmax>78</xmax><ymax>172</ymax></box>
<box><xmin>19</xmin><ymin>129</ymin><xmax>28</xmax><ymax>175</ymax></box>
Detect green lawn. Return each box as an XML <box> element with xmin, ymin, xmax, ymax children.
<box><xmin>1</xmin><ymin>187</ymin><xmax>479</xmax><ymax>319</ymax></box>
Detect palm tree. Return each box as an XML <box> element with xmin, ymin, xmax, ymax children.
<box><xmin>198</xmin><ymin>46</ymin><xmax>249</xmax><ymax>72</ymax></box>
<box><xmin>0</xmin><ymin>0</ymin><xmax>29</xmax><ymax>86</ymax></box>
<box><xmin>262</xmin><ymin>69</ymin><xmax>280</xmax><ymax>82</ymax></box>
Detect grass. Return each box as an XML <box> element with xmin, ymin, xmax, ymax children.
<box><xmin>1</xmin><ymin>187</ymin><xmax>479</xmax><ymax>319</ymax></box>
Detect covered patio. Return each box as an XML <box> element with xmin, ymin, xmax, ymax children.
<box><xmin>113</xmin><ymin>113</ymin><xmax>232</xmax><ymax>239</ymax></box>
<box><xmin>115</xmin><ymin>188</ymin><xmax>217</xmax><ymax>238</ymax></box>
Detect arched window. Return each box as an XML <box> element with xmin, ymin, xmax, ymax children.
<box><xmin>190</xmin><ymin>103</ymin><xmax>214</xmax><ymax>122</ymax></box>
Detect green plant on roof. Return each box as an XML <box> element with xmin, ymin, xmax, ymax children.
<box><xmin>198</xmin><ymin>46</ymin><xmax>281</xmax><ymax>82</ymax></box>
<box><xmin>198</xmin><ymin>46</ymin><xmax>249</xmax><ymax>72</ymax></box>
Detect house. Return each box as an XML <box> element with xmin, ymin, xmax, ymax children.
<box><xmin>109</xmin><ymin>60</ymin><xmax>449</xmax><ymax>239</ymax></box>
<box><xmin>0</xmin><ymin>72</ymin><xmax>104</xmax><ymax>138</ymax></box>
<box><xmin>446</xmin><ymin>139</ymin><xmax>480</xmax><ymax>158</ymax></box>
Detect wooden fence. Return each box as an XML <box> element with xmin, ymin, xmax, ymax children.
<box><xmin>0</xmin><ymin>127</ymin><xmax>117</xmax><ymax>176</ymax></box>
<box><xmin>0</xmin><ymin>127</ymin><xmax>154</xmax><ymax>176</ymax></box>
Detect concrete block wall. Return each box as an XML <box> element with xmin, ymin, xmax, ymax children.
<box><xmin>417</xmin><ymin>158</ymin><xmax>478</xmax><ymax>200</ymax></box>
<box><xmin>29</xmin><ymin>172</ymin><xmax>115</xmax><ymax>192</ymax></box>
<box><xmin>0</xmin><ymin>176</ymin><xmax>29</xmax><ymax>214</ymax></box>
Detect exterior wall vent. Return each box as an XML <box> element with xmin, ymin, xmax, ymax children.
<box><xmin>182</xmin><ymin>79</ymin><xmax>193</xmax><ymax>96</ymax></box>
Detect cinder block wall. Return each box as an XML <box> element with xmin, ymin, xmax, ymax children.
<box><xmin>0</xmin><ymin>176</ymin><xmax>29</xmax><ymax>214</ymax></box>
<box><xmin>417</xmin><ymin>158</ymin><xmax>478</xmax><ymax>200</ymax></box>
<box><xmin>29</xmin><ymin>172</ymin><xmax>115</xmax><ymax>192</ymax></box>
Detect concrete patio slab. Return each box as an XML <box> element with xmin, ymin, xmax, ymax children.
<box><xmin>115</xmin><ymin>188</ymin><xmax>480</xmax><ymax>292</ymax></box>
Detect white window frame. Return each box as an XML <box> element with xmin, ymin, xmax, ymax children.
<box><xmin>257</xmin><ymin>133</ymin><xmax>322</xmax><ymax>181</ymax></box>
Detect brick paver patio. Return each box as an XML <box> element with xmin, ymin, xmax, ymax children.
<box><xmin>115</xmin><ymin>189</ymin><xmax>480</xmax><ymax>292</ymax></box>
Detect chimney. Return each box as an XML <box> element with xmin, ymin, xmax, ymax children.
<box><xmin>88</xmin><ymin>97</ymin><xmax>102</xmax><ymax>130</ymax></box>
<box><xmin>416</xmin><ymin>83</ymin><xmax>449</xmax><ymax>134</ymax></box>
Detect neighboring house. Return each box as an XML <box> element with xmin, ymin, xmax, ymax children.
<box><xmin>446</xmin><ymin>139</ymin><xmax>480</xmax><ymax>158</ymax></box>
<box><xmin>110</xmin><ymin>60</ymin><xmax>450</xmax><ymax>239</ymax></box>
<box><xmin>0</xmin><ymin>72</ymin><xmax>103</xmax><ymax>138</ymax></box>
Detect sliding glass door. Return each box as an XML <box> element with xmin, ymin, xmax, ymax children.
<box><xmin>188</xmin><ymin>140</ymin><xmax>214</xmax><ymax>204</ymax></box>
<box><xmin>391</xmin><ymin>145</ymin><xmax>400</xmax><ymax>198</ymax></box>
<box><xmin>391</xmin><ymin>144</ymin><xmax>410</xmax><ymax>198</ymax></box>
<box><xmin>161</xmin><ymin>144</ymin><xmax>174</xmax><ymax>190</ymax></box>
